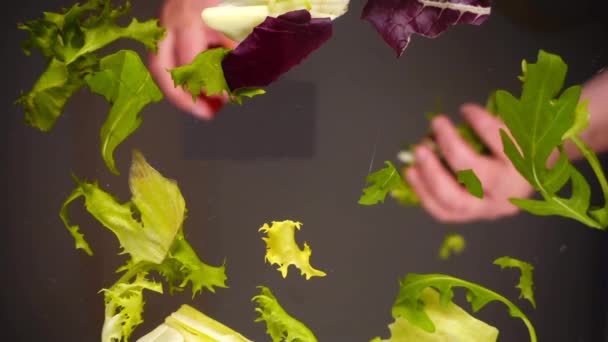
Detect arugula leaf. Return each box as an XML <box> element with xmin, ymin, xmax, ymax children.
<box><xmin>138</xmin><ymin>304</ymin><xmax>253</xmax><ymax>342</ymax></box>
<box><xmin>253</xmin><ymin>286</ymin><xmax>318</xmax><ymax>342</ymax></box>
<box><xmin>259</xmin><ymin>220</ymin><xmax>326</xmax><ymax>280</ymax></box>
<box><xmin>169</xmin><ymin>48</ymin><xmax>265</xmax><ymax>105</ymax></box>
<box><xmin>61</xmin><ymin>151</ymin><xmax>227</xmax><ymax>341</ymax></box>
<box><xmin>85</xmin><ymin>50</ymin><xmax>162</xmax><ymax>174</ymax></box>
<box><xmin>391</xmin><ymin>273</ymin><xmax>537</xmax><ymax>342</ymax></box>
<box><xmin>438</xmin><ymin>233</ymin><xmax>466</xmax><ymax>260</ymax></box>
<box><xmin>17</xmin><ymin>0</ymin><xmax>164</xmax><ymax>131</ymax></box>
<box><xmin>359</xmin><ymin>161</ymin><xmax>408</xmax><ymax>205</ymax></box>
<box><xmin>372</xmin><ymin>288</ymin><xmax>498</xmax><ymax>342</ymax></box>
<box><xmin>495</xmin><ymin>50</ymin><xmax>608</xmax><ymax>229</ymax></box>
<box><xmin>456</xmin><ymin>169</ymin><xmax>484</xmax><ymax>199</ymax></box>
<box><xmin>493</xmin><ymin>256</ymin><xmax>536</xmax><ymax>308</ymax></box>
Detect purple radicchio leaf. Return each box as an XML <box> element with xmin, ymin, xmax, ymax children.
<box><xmin>362</xmin><ymin>0</ymin><xmax>491</xmax><ymax>57</ymax></box>
<box><xmin>222</xmin><ymin>10</ymin><xmax>332</xmax><ymax>91</ymax></box>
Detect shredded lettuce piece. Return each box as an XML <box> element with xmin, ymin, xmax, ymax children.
<box><xmin>359</xmin><ymin>161</ymin><xmax>409</xmax><ymax>205</ymax></box>
<box><xmin>137</xmin><ymin>304</ymin><xmax>252</xmax><ymax>342</ymax></box>
<box><xmin>438</xmin><ymin>233</ymin><xmax>466</xmax><ymax>260</ymax></box>
<box><xmin>61</xmin><ymin>151</ymin><xmax>227</xmax><ymax>341</ymax></box>
<box><xmin>494</xmin><ymin>256</ymin><xmax>536</xmax><ymax>308</ymax></box>
<box><xmin>253</xmin><ymin>286</ymin><xmax>318</xmax><ymax>342</ymax></box>
<box><xmin>259</xmin><ymin>220</ymin><xmax>326</xmax><ymax>280</ymax></box>
<box><xmin>456</xmin><ymin>169</ymin><xmax>484</xmax><ymax>199</ymax></box>
<box><xmin>372</xmin><ymin>288</ymin><xmax>498</xmax><ymax>342</ymax></box>
<box><xmin>495</xmin><ymin>50</ymin><xmax>608</xmax><ymax>229</ymax></box>
<box><xmin>391</xmin><ymin>273</ymin><xmax>537</xmax><ymax>342</ymax></box>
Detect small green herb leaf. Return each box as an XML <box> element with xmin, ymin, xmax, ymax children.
<box><xmin>359</xmin><ymin>161</ymin><xmax>407</xmax><ymax>205</ymax></box>
<box><xmin>456</xmin><ymin>169</ymin><xmax>483</xmax><ymax>198</ymax></box>
<box><xmin>438</xmin><ymin>233</ymin><xmax>466</xmax><ymax>260</ymax></box>
<box><xmin>493</xmin><ymin>256</ymin><xmax>536</xmax><ymax>308</ymax></box>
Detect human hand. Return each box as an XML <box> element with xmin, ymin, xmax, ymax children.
<box><xmin>404</xmin><ymin>104</ymin><xmax>534</xmax><ymax>223</ymax></box>
<box><xmin>149</xmin><ymin>0</ymin><xmax>237</xmax><ymax>120</ymax></box>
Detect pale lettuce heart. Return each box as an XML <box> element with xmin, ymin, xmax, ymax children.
<box><xmin>202</xmin><ymin>0</ymin><xmax>349</xmax><ymax>41</ymax></box>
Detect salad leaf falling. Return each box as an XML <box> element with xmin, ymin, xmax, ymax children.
<box><xmin>61</xmin><ymin>151</ymin><xmax>227</xmax><ymax>341</ymax></box>
<box><xmin>361</xmin><ymin>0</ymin><xmax>491</xmax><ymax>57</ymax></box>
<box><xmin>456</xmin><ymin>169</ymin><xmax>484</xmax><ymax>198</ymax></box>
<box><xmin>494</xmin><ymin>256</ymin><xmax>536</xmax><ymax>308</ymax></box>
<box><xmin>495</xmin><ymin>50</ymin><xmax>608</xmax><ymax>229</ymax></box>
<box><xmin>17</xmin><ymin>0</ymin><xmax>165</xmax><ymax>174</ymax></box>
<box><xmin>253</xmin><ymin>286</ymin><xmax>318</xmax><ymax>342</ymax></box>
<box><xmin>391</xmin><ymin>273</ymin><xmax>537</xmax><ymax>342</ymax></box>
<box><xmin>438</xmin><ymin>233</ymin><xmax>466</xmax><ymax>260</ymax></box>
<box><xmin>359</xmin><ymin>161</ymin><xmax>410</xmax><ymax>205</ymax></box>
<box><xmin>373</xmin><ymin>288</ymin><xmax>498</xmax><ymax>342</ymax></box>
<box><xmin>259</xmin><ymin>220</ymin><xmax>326</xmax><ymax>279</ymax></box>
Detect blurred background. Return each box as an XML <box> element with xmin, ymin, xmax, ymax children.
<box><xmin>2</xmin><ymin>0</ymin><xmax>608</xmax><ymax>341</ymax></box>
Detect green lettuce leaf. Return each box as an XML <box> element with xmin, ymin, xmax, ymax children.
<box><xmin>61</xmin><ymin>151</ymin><xmax>227</xmax><ymax>341</ymax></box>
<box><xmin>359</xmin><ymin>161</ymin><xmax>408</xmax><ymax>205</ymax></box>
<box><xmin>169</xmin><ymin>48</ymin><xmax>265</xmax><ymax>105</ymax></box>
<box><xmin>253</xmin><ymin>286</ymin><xmax>318</xmax><ymax>342</ymax></box>
<box><xmin>493</xmin><ymin>256</ymin><xmax>536</xmax><ymax>308</ymax></box>
<box><xmin>85</xmin><ymin>50</ymin><xmax>163</xmax><ymax>174</ymax></box>
<box><xmin>372</xmin><ymin>288</ymin><xmax>498</xmax><ymax>342</ymax></box>
<box><xmin>259</xmin><ymin>220</ymin><xmax>326</xmax><ymax>280</ymax></box>
<box><xmin>391</xmin><ymin>273</ymin><xmax>537</xmax><ymax>342</ymax></box>
<box><xmin>456</xmin><ymin>169</ymin><xmax>483</xmax><ymax>199</ymax></box>
<box><xmin>495</xmin><ymin>50</ymin><xmax>608</xmax><ymax>229</ymax></box>
<box><xmin>137</xmin><ymin>304</ymin><xmax>253</xmax><ymax>342</ymax></box>
<box><xmin>438</xmin><ymin>233</ymin><xmax>466</xmax><ymax>260</ymax></box>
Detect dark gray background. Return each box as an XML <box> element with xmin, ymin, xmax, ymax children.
<box><xmin>3</xmin><ymin>0</ymin><xmax>608</xmax><ymax>341</ymax></box>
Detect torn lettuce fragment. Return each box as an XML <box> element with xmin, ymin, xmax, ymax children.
<box><xmin>359</xmin><ymin>161</ymin><xmax>408</xmax><ymax>205</ymax></box>
<box><xmin>17</xmin><ymin>0</ymin><xmax>165</xmax><ymax>131</ymax></box>
<box><xmin>494</xmin><ymin>256</ymin><xmax>536</xmax><ymax>308</ymax></box>
<box><xmin>86</xmin><ymin>50</ymin><xmax>163</xmax><ymax>174</ymax></box>
<box><xmin>137</xmin><ymin>304</ymin><xmax>252</xmax><ymax>342</ymax></box>
<box><xmin>372</xmin><ymin>288</ymin><xmax>498</xmax><ymax>342</ymax></box>
<box><xmin>61</xmin><ymin>151</ymin><xmax>227</xmax><ymax>341</ymax></box>
<box><xmin>222</xmin><ymin>10</ymin><xmax>333</xmax><ymax>90</ymax></box>
<box><xmin>253</xmin><ymin>286</ymin><xmax>318</xmax><ymax>342</ymax></box>
<box><xmin>361</xmin><ymin>0</ymin><xmax>491</xmax><ymax>57</ymax></box>
<box><xmin>438</xmin><ymin>233</ymin><xmax>466</xmax><ymax>260</ymax></box>
<box><xmin>456</xmin><ymin>169</ymin><xmax>484</xmax><ymax>198</ymax></box>
<box><xmin>259</xmin><ymin>220</ymin><xmax>326</xmax><ymax>279</ymax></box>
<box><xmin>202</xmin><ymin>0</ymin><xmax>349</xmax><ymax>42</ymax></box>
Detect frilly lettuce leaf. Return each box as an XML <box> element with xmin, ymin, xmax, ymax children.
<box><xmin>202</xmin><ymin>0</ymin><xmax>349</xmax><ymax>42</ymax></box>
<box><xmin>137</xmin><ymin>304</ymin><xmax>253</xmax><ymax>342</ymax></box>
<box><xmin>362</xmin><ymin>0</ymin><xmax>491</xmax><ymax>57</ymax></box>
<box><xmin>438</xmin><ymin>233</ymin><xmax>466</xmax><ymax>260</ymax></box>
<box><xmin>493</xmin><ymin>256</ymin><xmax>536</xmax><ymax>308</ymax></box>
<box><xmin>359</xmin><ymin>161</ymin><xmax>409</xmax><ymax>205</ymax></box>
<box><xmin>61</xmin><ymin>151</ymin><xmax>227</xmax><ymax>341</ymax></box>
<box><xmin>259</xmin><ymin>220</ymin><xmax>326</xmax><ymax>280</ymax></box>
<box><xmin>372</xmin><ymin>288</ymin><xmax>498</xmax><ymax>342</ymax></box>
<box><xmin>85</xmin><ymin>50</ymin><xmax>163</xmax><ymax>174</ymax></box>
<box><xmin>253</xmin><ymin>286</ymin><xmax>318</xmax><ymax>342</ymax></box>
<box><xmin>17</xmin><ymin>0</ymin><xmax>164</xmax><ymax>131</ymax></box>
<box><xmin>169</xmin><ymin>48</ymin><xmax>264</xmax><ymax>105</ymax></box>
<box><xmin>391</xmin><ymin>273</ymin><xmax>537</xmax><ymax>342</ymax></box>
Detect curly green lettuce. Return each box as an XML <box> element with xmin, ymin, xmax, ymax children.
<box><xmin>61</xmin><ymin>151</ymin><xmax>227</xmax><ymax>341</ymax></box>
<box><xmin>259</xmin><ymin>220</ymin><xmax>326</xmax><ymax>280</ymax></box>
<box><xmin>253</xmin><ymin>286</ymin><xmax>318</xmax><ymax>342</ymax></box>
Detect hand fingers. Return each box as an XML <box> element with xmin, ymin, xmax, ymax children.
<box><xmin>406</xmin><ymin>167</ymin><xmax>470</xmax><ymax>222</ymax></box>
<box><xmin>148</xmin><ymin>31</ymin><xmax>216</xmax><ymax>119</ymax></box>
<box><xmin>413</xmin><ymin>145</ymin><xmax>483</xmax><ymax>213</ymax></box>
<box><xmin>431</xmin><ymin>115</ymin><xmax>485</xmax><ymax>172</ymax></box>
<box><xmin>460</xmin><ymin>103</ymin><xmax>509</xmax><ymax>159</ymax></box>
